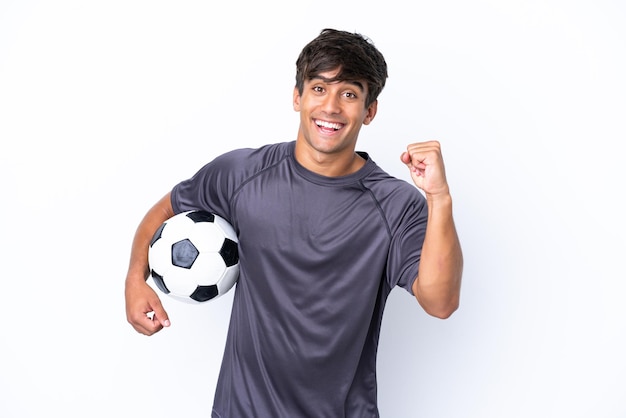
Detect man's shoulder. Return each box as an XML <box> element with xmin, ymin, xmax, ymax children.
<box><xmin>207</xmin><ymin>141</ymin><xmax>294</xmax><ymax>186</ymax></box>
<box><xmin>227</xmin><ymin>141</ymin><xmax>293</xmax><ymax>157</ymax></box>
<box><xmin>361</xmin><ymin>160</ymin><xmax>426</xmax><ymax>210</ymax></box>
<box><xmin>362</xmin><ymin>160</ymin><xmax>418</xmax><ymax>192</ymax></box>
<box><xmin>216</xmin><ymin>141</ymin><xmax>293</xmax><ymax>167</ymax></box>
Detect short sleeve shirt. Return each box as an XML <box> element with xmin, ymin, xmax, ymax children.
<box><xmin>171</xmin><ymin>141</ymin><xmax>428</xmax><ymax>418</ymax></box>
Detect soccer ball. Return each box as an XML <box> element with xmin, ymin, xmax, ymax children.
<box><xmin>148</xmin><ymin>210</ymin><xmax>239</xmax><ymax>303</ymax></box>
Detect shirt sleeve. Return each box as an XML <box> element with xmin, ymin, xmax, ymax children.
<box><xmin>385</xmin><ymin>191</ymin><xmax>428</xmax><ymax>295</ymax></box>
<box><xmin>170</xmin><ymin>149</ymin><xmax>248</xmax><ymax>225</ymax></box>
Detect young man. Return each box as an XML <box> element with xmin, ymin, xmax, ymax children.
<box><xmin>125</xmin><ymin>28</ymin><xmax>463</xmax><ymax>417</ymax></box>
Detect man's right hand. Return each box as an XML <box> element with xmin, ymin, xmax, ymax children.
<box><xmin>125</xmin><ymin>278</ymin><xmax>170</xmax><ymax>336</ymax></box>
<box><xmin>125</xmin><ymin>192</ymin><xmax>175</xmax><ymax>335</ymax></box>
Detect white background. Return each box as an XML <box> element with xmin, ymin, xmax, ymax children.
<box><xmin>1</xmin><ymin>1</ymin><xmax>625</xmax><ymax>417</ymax></box>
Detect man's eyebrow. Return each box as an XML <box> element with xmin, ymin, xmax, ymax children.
<box><xmin>311</xmin><ymin>75</ymin><xmax>365</xmax><ymax>92</ymax></box>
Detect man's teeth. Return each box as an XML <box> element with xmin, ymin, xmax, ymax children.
<box><xmin>316</xmin><ymin>120</ymin><xmax>342</xmax><ymax>130</ymax></box>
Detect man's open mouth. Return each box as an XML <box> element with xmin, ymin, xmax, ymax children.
<box><xmin>315</xmin><ymin>119</ymin><xmax>344</xmax><ymax>131</ymax></box>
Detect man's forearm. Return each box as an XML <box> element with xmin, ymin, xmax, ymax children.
<box><xmin>412</xmin><ymin>194</ymin><xmax>463</xmax><ymax>318</ymax></box>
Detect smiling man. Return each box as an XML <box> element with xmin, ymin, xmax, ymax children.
<box><xmin>125</xmin><ymin>28</ymin><xmax>463</xmax><ymax>417</ymax></box>
<box><xmin>293</xmin><ymin>69</ymin><xmax>375</xmax><ymax>177</ymax></box>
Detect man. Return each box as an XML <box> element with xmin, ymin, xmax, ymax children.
<box><xmin>126</xmin><ymin>28</ymin><xmax>463</xmax><ymax>417</ymax></box>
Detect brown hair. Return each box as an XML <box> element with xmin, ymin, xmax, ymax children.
<box><xmin>295</xmin><ymin>28</ymin><xmax>388</xmax><ymax>108</ymax></box>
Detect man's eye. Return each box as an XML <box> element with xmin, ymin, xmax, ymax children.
<box><xmin>312</xmin><ymin>86</ymin><xmax>324</xmax><ymax>93</ymax></box>
<box><xmin>344</xmin><ymin>92</ymin><xmax>357</xmax><ymax>99</ymax></box>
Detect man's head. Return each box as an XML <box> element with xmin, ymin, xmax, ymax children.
<box><xmin>295</xmin><ymin>29</ymin><xmax>388</xmax><ymax>108</ymax></box>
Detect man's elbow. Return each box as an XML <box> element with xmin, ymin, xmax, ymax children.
<box><xmin>427</xmin><ymin>303</ymin><xmax>459</xmax><ymax>319</ymax></box>
<box><xmin>420</xmin><ymin>296</ymin><xmax>460</xmax><ymax>319</ymax></box>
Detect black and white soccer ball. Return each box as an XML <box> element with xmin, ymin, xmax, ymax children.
<box><xmin>148</xmin><ymin>210</ymin><xmax>239</xmax><ymax>303</ymax></box>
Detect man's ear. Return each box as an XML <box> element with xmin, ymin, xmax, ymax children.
<box><xmin>363</xmin><ymin>100</ymin><xmax>378</xmax><ymax>125</ymax></box>
<box><xmin>293</xmin><ymin>87</ymin><xmax>301</xmax><ymax>111</ymax></box>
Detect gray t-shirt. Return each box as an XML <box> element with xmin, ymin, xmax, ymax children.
<box><xmin>171</xmin><ymin>141</ymin><xmax>428</xmax><ymax>418</ymax></box>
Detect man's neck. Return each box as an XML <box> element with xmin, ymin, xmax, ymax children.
<box><xmin>294</xmin><ymin>140</ymin><xmax>366</xmax><ymax>177</ymax></box>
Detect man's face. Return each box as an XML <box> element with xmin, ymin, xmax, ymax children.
<box><xmin>293</xmin><ymin>69</ymin><xmax>377</xmax><ymax>158</ymax></box>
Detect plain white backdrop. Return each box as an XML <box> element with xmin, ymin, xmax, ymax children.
<box><xmin>1</xmin><ymin>1</ymin><xmax>625</xmax><ymax>417</ymax></box>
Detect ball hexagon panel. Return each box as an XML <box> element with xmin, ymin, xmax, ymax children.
<box><xmin>190</xmin><ymin>285</ymin><xmax>219</xmax><ymax>302</ymax></box>
<box><xmin>171</xmin><ymin>239</ymin><xmax>199</xmax><ymax>269</ymax></box>
<box><xmin>220</xmin><ymin>238</ymin><xmax>239</xmax><ymax>267</ymax></box>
